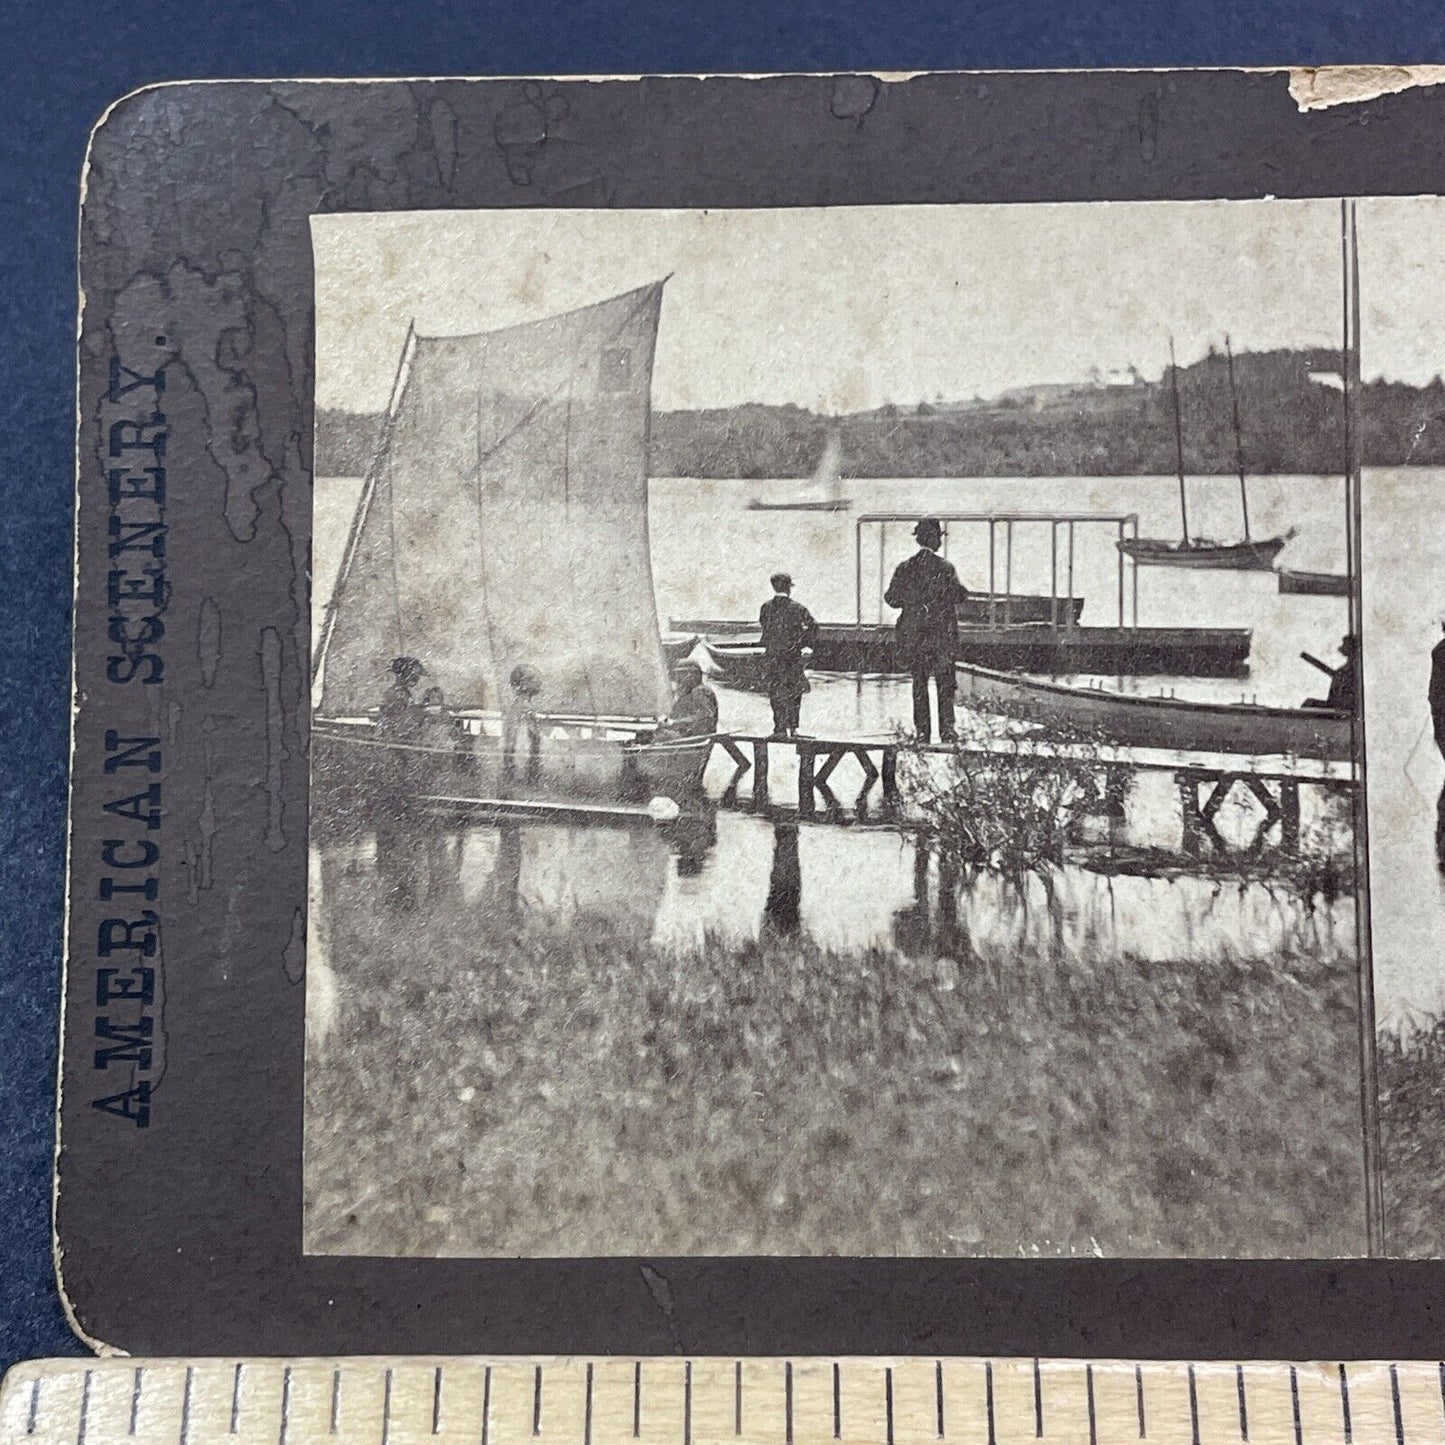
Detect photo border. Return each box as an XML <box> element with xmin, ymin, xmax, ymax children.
<box><xmin>59</xmin><ymin>70</ymin><xmax>1445</xmax><ymax>1357</ymax></box>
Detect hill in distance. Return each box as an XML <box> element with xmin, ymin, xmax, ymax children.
<box><xmin>316</xmin><ymin>347</ymin><xmax>1445</xmax><ymax>478</ymax></box>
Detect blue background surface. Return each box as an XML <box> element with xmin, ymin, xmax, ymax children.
<box><xmin>6</xmin><ymin>0</ymin><xmax>1445</xmax><ymax>1375</ymax></box>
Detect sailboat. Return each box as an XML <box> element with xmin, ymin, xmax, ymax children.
<box><xmin>1117</xmin><ymin>336</ymin><xmax>1293</xmax><ymax>570</ymax></box>
<box><xmin>747</xmin><ymin>428</ymin><xmax>852</xmax><ymax>511</ymax></box>
<box><xmin>311</xmin><ymin>281</ymin><xmax>712</xmax><ymax>811</ymax></box>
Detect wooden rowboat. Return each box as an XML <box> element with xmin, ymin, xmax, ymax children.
<box><xmin>954</xmin><ymin>660</ymin><xmax>1353</xmax><ymax>761</ymax></box>
<box><xmin>700</xmin><ymin>640</ymin><xmax>809</xmax><ymax>692</ymax></box>
<box><xmin>1277</xmin><ymin>568</ymin><xmax>1352</xmax><ymax>597</ymax></box>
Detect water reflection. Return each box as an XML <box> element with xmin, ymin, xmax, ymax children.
<box><xmin>321</xmin><ymin>799</ymin><xmax>1357</xmax><ymax>972</ymax></box>
<box><xmin>375</xmin><ymin>813</ymin><xmax>464</xmax><ymax>911</ymax></box>
<box><xmin>666</xmin><ymin>805</ymin><xmax>718</xmax><ymax>878</ymax></box>
<box><xmin>892</xmin><ymin>838</ymin><xmax>965</xmax><ymax>960</ymax></box>
<box><xmin>762</xmin><ymin>823</ymin><xmax>802</xmax><ymax>937</ymax></box>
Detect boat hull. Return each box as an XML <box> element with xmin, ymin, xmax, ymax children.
<box><xmin>674</xmin><ymin>593</ymin><xmax>1084</xmax><ymax>630</ymax></box>
<box><xmin>1278</xmin><ymin>569</ymin><xmax>1352</xmax><ymax>597</ymax></box>
<box><xmin>311</xmin><ymin>715</ymin><xmax>712</xmax><ymax>818</ymax></box>
<box><xmin>661</xmin><ymin>633</ymin><xmax>700</xmax><ymax>667</ymax></box>
<box><xmin>954</xmin><ymin>661</ymin><xmax>1353</xmax><ymax>761</ymax></box>
<box><xmin>1117</xmin><ymin>536</ymin><xmax>1288</xmax><ymax>570</ymax></box>
<box><xmin>698</xmin><ymin>623</ymin><xmax>1251</xmax><ymax>685</ymax></box>
<box><xmin>745</xmin><ymin>499</ymin><xmax>852</xmax><ymax>512</ymax></box>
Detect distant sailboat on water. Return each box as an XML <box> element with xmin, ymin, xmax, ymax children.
<box><xmin>747</xmin><ymin>428</ymin><xmax>852</xmax><ymax>511</ymax></box>
<box><xmin>1117</xmin><ymin>335</ymin><xmax>1293</xmax><ymax>570</ymax></box>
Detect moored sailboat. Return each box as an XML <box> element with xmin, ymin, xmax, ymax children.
<box><xmin>1117</xmin><ymin>336</ymin><xmax>1293</xmax><ymax>570</ymax></box>
<box><xmin>311</xmin><ymin>281</ymin><xmax>712</xmax><ymax>810</ymax></box>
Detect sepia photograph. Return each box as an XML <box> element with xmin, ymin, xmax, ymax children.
<box><xmin>302</xmin><ymin>198</ymin><xmax>1445</xmax><ymax>1260</ymax></box>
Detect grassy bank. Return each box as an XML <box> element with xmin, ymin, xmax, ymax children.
<box><xmin>305</xmin><ymin>843</ymin><xmax>1365</xmax><ymax>1259</ymax></box>
<box><xmin>1380</xmin><ymin>1023</ymin><xmax>1445</xmax><ymax>1256</ymax></box>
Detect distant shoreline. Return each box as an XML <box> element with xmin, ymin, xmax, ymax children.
<box><xmin>317</xmin><ymin>346</ymin><xmax>1445</xmax><ymax>479</ymax></box>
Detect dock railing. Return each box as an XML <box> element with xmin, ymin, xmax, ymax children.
<box><xmin>855</xmin><ymin>510</ymin><xmax>1141</xmax><ymax>628</ymax></box>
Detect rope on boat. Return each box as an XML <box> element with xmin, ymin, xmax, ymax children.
<box><xmin>314</xmin><ymin>727</ymin><xmax>713</xmax><ymax>758</ymax></box>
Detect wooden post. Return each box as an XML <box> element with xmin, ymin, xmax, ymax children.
<box><xmin>1104</xmin><ymin>763</ymin><xmax>1129</xmax><ymax>845</ymax></box>
<box><xmin>1177</xmin><ymin>773</ymin><xmax>1200</xmax><ymax>856</ymax></box>
<box><xmin>1280</xmin><ymin>779</ymin><xmax>1301</xmax><ymax>854</ymax></box>
<box><xmin>881</xmin><ymin>746</ymin><xmax>899</xmax><ymax>799</ymax></box>
<box><xmin>753</xmin><ymin>737</ymin><xmax>770</xmax><ymax>803</ymax></box>
<box><xmin>798</xmin><ymin>743</ymin><xmax>816</xmax><ymax>817</ymax></box>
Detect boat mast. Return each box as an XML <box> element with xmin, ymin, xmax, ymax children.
<box><xmin>312</xmin><ymin>318</ymin><xmax>417</xmax><ymax>694</ymax></box>
<box><xmin>1224</xmin><ymin>334</ymin><xmax>1251</xmax><ymax>540</ymax></box>
<box><xmin>1168</xmin><ymin>335</ymin><xmax>1190</xmax><ymax>545</ymax></box>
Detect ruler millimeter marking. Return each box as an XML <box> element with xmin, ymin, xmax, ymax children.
<box><xmin>2</xmin><ymin>1359</ymin><xmax>1442</xmax><ymax>1445</ymax></box>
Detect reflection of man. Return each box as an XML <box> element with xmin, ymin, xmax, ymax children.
<box><xmin>762</xmin><ymin>822</ymin><xmax>801</xmax><ymax>936</ymax></box>
<box><xmin>1430</xmin><ymin>619</ymin><xmax>1445</xmax><ymax>758</ymax></box>
<box><xmin>668</xmin><ymin>803</ymin><xmax>718</xmax><ymax>878</ymax></box>
<box><xmin>884</xmin><ymin>519</ymin><xmax>968</xmax><ymax>743</ymax></box>
<box><xmin>375</xmin><ymin>656</ymin><xmax>426</xmax><ymax>849</ymax></box>
<box><xmin>759</xmin><ymin>572</ymin><xmax>817</xmax><ymax>739</ymax></box>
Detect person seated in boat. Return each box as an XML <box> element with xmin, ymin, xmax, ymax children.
<box><xmin>656</xmin><ymin>659</ymin><xmax>719</xmax><ymax>740</ymax></box>
<box><xmin>502</xmin><ymin>663</ymin><xmax>544</xmax><ymax>783</ymax></box>
<box><xmin>884</xmin><ymin>518</ymin><xmax>969</xmax><ymax>743</ymax></box>
<box><xmin>1302</xmin><ymin>633</ymin><xmax>1360</xmax><ymax>713</ymax></box>
<box><xmin>420</xmin><ymin>683</ymin><xmax>471</xmax><ymax>759</ymax></box>
<box><xmin>759</xmin><ymin>571</ymin><xmax>817</xmax><ymax>739</ymax></box>
<box><xmin>377</xmin><ymin>656</ymin><xmax>426</xmax><ymax>742</ymax></box>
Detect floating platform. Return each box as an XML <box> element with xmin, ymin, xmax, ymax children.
<box><xmin>681</xmin><ymin>620</ymin><xmax>1252</xmax><ymax>682</ymax></box>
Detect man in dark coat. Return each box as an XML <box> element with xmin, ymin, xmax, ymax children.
<box><xmin>759</xmin><ymin>571</ymin><xmax>817</xmax><ymax>738</ymax></box>
<box><xmin>1430</xmin><ymin>619</ymin><xmax>1445</xmax><ymax>758</ymax></box>
<box><xmin>1326</xmin><ymin>634</ymin><xmax>1360</xmax><ymax>712</ymax></box>
<box><xmin>1305</xmin><ymin>634</ymin><xmax>1361</xmax><ymax>713</ymax></box>
<box><xmin>884</xmin><ymin>518</ymin><xmax>969</xmax><ymax>742</ymax></box>
<box><xmin>661</xmin><ymin>660</ymin><xmax>719</xmax><ymax>738</ymax></box>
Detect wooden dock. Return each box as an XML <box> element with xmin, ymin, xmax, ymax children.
<box><xmin>708</xmin><ymin>731</ymin><xmax>1354</xmax><ymax>855</ymax></box>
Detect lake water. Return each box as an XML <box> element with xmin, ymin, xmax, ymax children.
<box><xmin>313</xmin><ymin>470</ymin><xmax>1445</xmax><ymax>1020</ymax></box>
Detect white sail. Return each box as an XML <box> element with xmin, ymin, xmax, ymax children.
<box><xmin>317</xmin><ymin>283</ymin><xmax>672</xmax><ymax>720</ymax></box>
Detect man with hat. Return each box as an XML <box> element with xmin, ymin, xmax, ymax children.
<box><xmin>758</xmin><ymin>571</ymin><xmax>817</xmax><ymax>738</ymax></box>
<box><xmin>884</xmin><ymin>519</ymin><xmax>969</xmax><ymax>742</ymax></box>
<box><xmin>377</xmin><ymin>655</ymin><xmax>426</xmax><ymax>743</ymax></box>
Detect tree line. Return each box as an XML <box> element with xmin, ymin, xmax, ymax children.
<box><xmin>315</xmin><ymin>347</ymin><xmax>1445</xmax><ymax>478</ymax></box>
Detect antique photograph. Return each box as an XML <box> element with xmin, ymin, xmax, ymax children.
<box><xmin>302</xmin><ymin>198</ymin><xmax>1445</xmax><ymax>1259</ymax></box>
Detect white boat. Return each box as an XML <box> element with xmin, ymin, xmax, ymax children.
<box><xmin>955</xmin><ymin>660</ymin><xmax>1353</xmax><ymax>761</ymax></box>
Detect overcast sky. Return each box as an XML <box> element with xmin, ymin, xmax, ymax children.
<box><xmin>313</xmin><ymin>198</ymin><xmax>1445</xmax><ymax>415</ymax></box>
